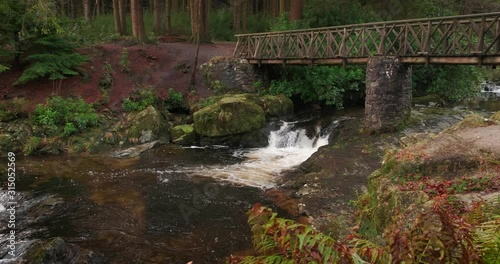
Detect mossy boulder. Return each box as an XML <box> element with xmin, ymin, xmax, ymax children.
<box><xmin>193</xmin><ymin>96</ymin><xmax>265</xmax><ymax>137</ymax></box>
<box><xmin>171</xmin><ymin>124</ymin><xmax>197</xmax><ymax>145</ymax></box>
<box><xmin>260</xmin><ymin>94</ymin><xmax>294</xmax><ymax>117</ymax></box>
<box><xmin>124</xmin><ymin>106</ymin><xmax>171</xmax><ymax>142</ymax></box>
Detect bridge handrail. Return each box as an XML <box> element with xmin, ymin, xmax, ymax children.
<box><xmin>235</xmin><ymin>11</ymin><xmax>500</xmax><ymax>37</ymax></box>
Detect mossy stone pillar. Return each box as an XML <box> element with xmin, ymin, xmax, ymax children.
<box><xmin>365</xmin><ymin>56</ymin><xmax>412</xmax><ymax>132</ymax></box>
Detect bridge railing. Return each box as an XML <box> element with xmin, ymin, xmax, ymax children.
<box><xmin>234</xmin><ymin>12</ymin><xmax>500</xmax><ymax>65</ymax></box>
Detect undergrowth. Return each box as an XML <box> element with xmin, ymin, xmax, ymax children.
<box><xmin>33</xmin><ymin>96</ymin><xmax>99</xmax><ymax>137</ymax></box>
<box><xmin>229</xmin><ymin>201</ymin><xmax>500</xmax><ymax>264</ymax></box>
<box><xmin>122</xmin><ymin>89</ymin><xmax>157</xmax><ymax>112</ymax></box>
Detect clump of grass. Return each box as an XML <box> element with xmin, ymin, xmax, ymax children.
<box><xmin>23</xmin><ymin>136</ymin><xmax>42</xmax><ymax>155</ymax></box>
<box><xmin>446</xmin><ymin>114</ymin><xmax>490</xmax><ymax>132</ymax></box>
<box><xmin>122</xmin><ymin>88</ymin><xmax>157</xmax><ymax>112</ymax></box>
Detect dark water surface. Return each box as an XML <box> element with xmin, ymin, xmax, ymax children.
<box><xmin>3</xmin><ymin>145</ymin><xmax>284</xmax><ymax>263</ymax></box>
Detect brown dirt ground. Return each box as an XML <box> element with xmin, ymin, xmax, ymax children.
<box><xmin>0</xmin><ymin>40</ymin><xmax>235</xmax><ymax>110</ymax></box>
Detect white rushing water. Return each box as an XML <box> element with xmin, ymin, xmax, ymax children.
<box><xmin>179</xmin><ymin>121</ymin><xmax>331</xmax><ymax>189</ymax></box>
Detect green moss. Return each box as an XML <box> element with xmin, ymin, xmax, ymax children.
<box><xmin>446</xmin><ymin>114</ymin><xmax>489</xmax><ymax>132</ymax></box>
<box><xmin>261</xmin><ymin>94</ymin><xmax>294</xmax><ymax>117</ymax></box>
<box><xmin>171</xmin><ymin>124</ymin><xmax>197</xmax><ymax>145</ymax></box>
<box><xmin>193</xmin><ymin>96</ymin><xmax>265</xmax><ymax>137</ymax></box>
<box><xmin>126</xmin><ymin>106</ymin><xmax>168</xmax><ymax>138</ymax></box>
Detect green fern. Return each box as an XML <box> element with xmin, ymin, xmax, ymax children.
<box><xmin>14</xmin><ymin>35</ymin><xmax>88</xmax><ymax>85</ymax></box>
<box><xmin>0</xmin><ymin>64</ymin><xmax>9</xmax><ymax>73</ymax></box>
<box><xmin>34</xmin><ymin>96</ymin><xmax>98</xmax><ymax>136</ymax></box>
<box><xmin>231</xmin><ymin>204</ymin><xmax>352</xmax><ymax>264</ymax></box>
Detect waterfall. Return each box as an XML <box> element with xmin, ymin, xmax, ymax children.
<box><xmin>178</xmin><ymin>120</ymin><xmax>331</xmax><ymax>189</ymax></box>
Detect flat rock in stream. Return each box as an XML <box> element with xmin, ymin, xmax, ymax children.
<box><xmin>112</xmin><ymin>141</ymin><xmax>160</xmax><ymax>158</ymax></box>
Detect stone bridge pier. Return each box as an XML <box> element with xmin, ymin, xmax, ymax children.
<box><xmin>364</xmin><ymin>56</ymin><xmax>412</xmax><ymax>133</ymax></box>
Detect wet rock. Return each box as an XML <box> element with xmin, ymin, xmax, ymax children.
<box><xmin>260</xmin><ymin>94</ymin><xmax>294</xmax><ymax>118</ymax></box>
<box><xmin>122</xmin><ymin>106</ymin><xmax>171</xmax><ymax>143</ymax></box>
<box><xmin>139</xmin><ymin>130</ymin><xmax>153</xmax><ymax>143</ymax></box>
<box><xmin>399</xmin><ymin>132</ymin><xmax>432</xmax><ymax>147</ymax></box>
<box><xmin>199</xmin><ymin>127</ymin><xmax>269</xmax><ymax>148</ymax></box>
<box><xmin>21</xmin><ymin>237</ymin><xmax>104</xmax><ymax>264</ymax></box>
<box><xmin>412</xmin><ymin>94</ymin><xmax>445</xmax><ymax>107</ymax></box>
<box><xmin>112</xmin><ymin>141</ymin><xmax>160</xmax><ymax>158</ymax></box>
<box><xmin>193</xmin><ymin>96</ymin><xmax>265</xmax><ymax>137</ymax></box>
<box><xmin>171</xmin><ymin>124</ymin><xmax>197</xmax><ymax>145</ymax></box>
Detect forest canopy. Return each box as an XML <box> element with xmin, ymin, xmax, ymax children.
<box><xmin>1</xmin><ymin>0</ymin><xmax>498</xmax><ymax>103</ymax></box>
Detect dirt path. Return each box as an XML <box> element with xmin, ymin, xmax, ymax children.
<box><xmin>0</xmin><ymin>41</ymin><xmax>235</xmax><ymax>109</ymax></box>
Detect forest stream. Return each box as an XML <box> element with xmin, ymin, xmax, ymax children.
<box><xmin>0</xmin><ymin>116</ymin><xmax>333</xmax><ymax>263</ymax></box>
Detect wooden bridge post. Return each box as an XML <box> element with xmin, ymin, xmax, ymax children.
<box><xmin>365</xmin><ymin>56</ymin><xmax>412</xmax><ymax>133</ymax></box>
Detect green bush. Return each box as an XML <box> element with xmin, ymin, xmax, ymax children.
<box><xmin>33</xmin><ymin>96</ymin><xmax>98</xmax><ymax>136</ymax></box>
<box><xmin>0</xmin><ymin>97</ymin><xmax>32</xmax><ymax>121</ymax></box>
<box><xmin>122</xmin><ymin>89</ymin><xmax>157</xmax><ymax>112</ymax></box>
<box><xmin>209</xmin><ymin>9</ymin><xmax>234</xmax><ymax>41</ymax></box>
<box><xmin>413</xmin><ymin>65</ymin><xmax>485</xmax><ymax>102</ymax></box>
<box><xmin>268</xmin><ymin>66</ymin><xmax>365</xmax><ymax>108</ymax></box>
<box><xmin>304</xmin><ymin>0</ymin><xmax>376</xmax><ymax>27</ymax></box>
<box><xmin>165</xmin><ymin>88</ymin><xmax>185</xmax><ymax>112</ymax></box>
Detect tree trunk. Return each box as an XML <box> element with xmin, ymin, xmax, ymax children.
<box><xmin>95</xmin><ymin>0</ymin><xmax>101</xmax><ymax>16</ymax></box>
<box><xmin>172</xmin><ymin>0</ymin><xmax>178</xmax><ymax>12</ymax></box>
<box><xmin>290</xmin><ymin>0</ymin><xmax>302</xmax><ymax>21</ymax></box>
<box><xmin>83</xmin><ymin>0</ymin><xmax>91</xmax><ymax>21</ymax></box>
<box><xmin>241</xmin><ymin>0</ymin><xmax>247</xmax><ymax>33</ymax></box>
<box><xmin>59</xmin><ymin>0</ymin><xmax>65</xmax><ymax>16</ymax></box>
<box><xmin>131</xmin><ymin>0</ymin><xmax>147</xmax><ymax>42</ymax></box>
<box><xmin>113</xmin><ymin>0</ymin><xmax>121</xmax><ymax>33</ymax></box>
<box><xmin>271</xmin><ymin>0</ymin><xmax>279</xmax><ymax>17</ymax></box>
<box><xmin>118</xmin><ymin>0</ymin><xmax>127</xmax><ymax>35</ymax></box>
<box><xmin>165</xmin><ymin>0</ymin><xmax>172</xmax><ymax>33</ymax></box>
<box><xmin>232</xmin><ymin>0</ymin><xmax>240</xmax><ymax>33</ymax></box>
<box><xmin>189</xmin><ymin>0</ymin><xmax>209</xmax><ymax>42</ymax></box>
<box><xmin>279</xmin><ymin>0</ymin><xmax>285</xmax><ymax>14</ymax></box>
<box><xmin>70</xmin><ymin>0</ymin><xmax>75</xmax><ymax>18</ymax></box>
<box><xmin>153</xmin><ymin>0</ymin><xmax>163</xmax><ymax>35</ymax></box>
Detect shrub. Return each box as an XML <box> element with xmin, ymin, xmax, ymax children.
<box><xmin>268</xmin><ymin>66</ymin><xmax>365</xmax><ymax>108</ymax></box>
<box><xmin>120</xmin><ymin>48</ymin><xmax>130</xmax><ymax>73</ymax></box>
<box><xmin>0</xmin><ymin>97</ymin><xmax>32</xmax><ymax>121</ymax></box>
<box><xmin>413</xmin><ymin>65</ymin><xmax>486</xmax><ymax>102</ymax></box>
<box><xmin>33</xmin><ymin>96</ymin><xmax>98</xmax><ymax>136</ymax></box>
<box><xmin>122</xmin><ymin>89</ymin><xmax>157</xmax><ymax>112</ymax></box>
<box><xmin>165</xmin><ymin>88</ymin><xmax>185</xmax><ymax>112</ymax></box>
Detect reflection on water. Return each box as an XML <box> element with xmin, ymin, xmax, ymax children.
<box><xmin>0</xmin><ymin>119</ymin><xmax>333</xmax><ymax>263</ymax></box>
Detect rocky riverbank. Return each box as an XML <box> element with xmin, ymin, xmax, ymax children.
<box><xmin>277</xmin><ymin>106</ymin><xmax>500</xmax><ymax>241</ymax></box>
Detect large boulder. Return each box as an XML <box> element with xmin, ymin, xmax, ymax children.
<box><xmin>124</xmin><ymin>106</ymin><xmax>171</xmax><ymax>143</ymax></box>
<box><xmin>193</xmin><ymin>96</ymin><xmax>265</xmax><ymax>137</ymax></box>
<box><xmin>171</xmin><ymin>124</ymin><xmax>197</xmax><ymax>145</ymax></box>
<box><xmin>259</xmin><ymin>94</ymin><xmax>294</xmax><ymax>118</ymax></box>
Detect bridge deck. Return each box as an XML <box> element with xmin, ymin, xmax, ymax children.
<box><xmin>234</xmin><ymin>12</ymin><xmax>500</xmax><ymax>66</ymax></box>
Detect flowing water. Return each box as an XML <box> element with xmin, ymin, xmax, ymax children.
<box><xmin>0</xmin><ymin>118</ymin><xmax>333</xmax><ymax>263</ymax></box>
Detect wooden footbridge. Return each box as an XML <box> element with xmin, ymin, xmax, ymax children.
<box><xmin>234</xmin><ymin>12</ymin><xmax>500</xmax><ymax>66</ymax></box>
